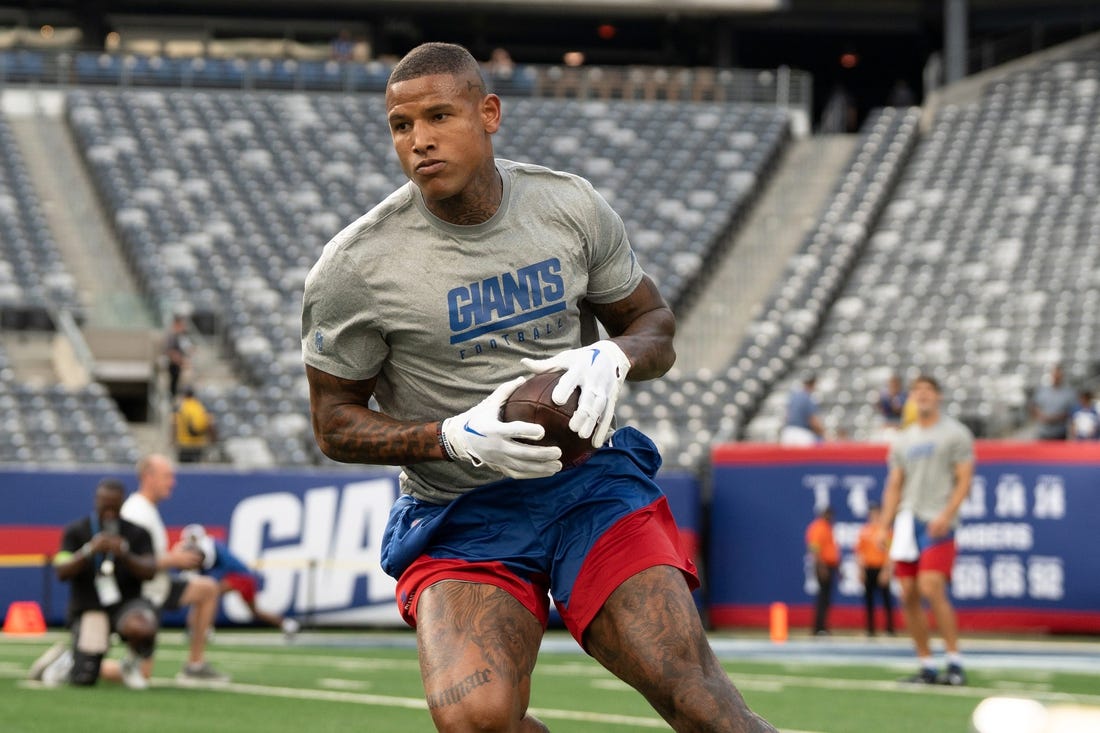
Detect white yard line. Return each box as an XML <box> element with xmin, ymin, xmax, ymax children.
<box><xmin>712</xmin><ymin>671</ymin><xmax>1100</xmax><ymax>707</ymax></box>
<box><xmin>14</xmin><ymin>675</ymin><xmax>822</xmax><ymax>732</ymax></box>
<box><xmin>170</xmin><ymin>679</ymin><xmax>825</xmax><ymax>733</ymax></box>
<box><xmin>6</xmin><ymin>635</ymin><xmax>1096</xmax><ymax>733</ymax></box>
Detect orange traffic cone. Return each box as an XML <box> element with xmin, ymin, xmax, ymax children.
<box><xmin>3</xmin><ymin>601</ymin><xmax>47</xmax><ymax>635</ymax></box>
<box><xmin>769</xmin><ymin>602</ymin><xmax>788</xmax><ymax>644</ymax></box>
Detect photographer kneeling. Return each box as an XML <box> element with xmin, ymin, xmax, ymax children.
<box><xmin>29</xmin><ymin>478</ymin><xmax>158</xmax><ymax>689</ymax></box>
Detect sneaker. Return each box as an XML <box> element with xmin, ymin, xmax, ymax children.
<box><xmin>281</xmin><ymin>617</ymin><xmax>300</xmax><ymax>639</ymax></box>
<box><xmin>176</xmin><ymin>661</ymin><xmax>230</xmax><ymax>684</ymax></box>
<box><xmin>28</xmin><ymin>641</ymin><xmax>68</xmax><ymax>681</ymax></box>
<box><xmin>900</xmin><ymin>667</ymin><xmax>939</xmax><ymax>684</ymax></box>
<box><xmin>40</xmin><ymin>649</ymin><xmax>74</xmax><ymax>687</ymax></box>
<box><xmin>120</xmin><ymin>655</ymin><xmax>149</xmax><ymax>690</ymax></box>
<box><xmin>938</xmin><ymin>663</ymin><xmax>967</xmax><ymax>686</ymax></box>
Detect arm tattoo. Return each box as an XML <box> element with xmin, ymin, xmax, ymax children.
<box><xmin>321</xmin><ymin>404</ymin><xmax>442</xmax><ymax>464</ymax></box>
<box><xmin>307</xmin><ymin>366</ymin><xmax>445</xmax><ymax>464</ymax></box>
<box><xmin>590</xmin><ymin>276</ymin><xmax>676</xmax><ymax>380</ymax></box>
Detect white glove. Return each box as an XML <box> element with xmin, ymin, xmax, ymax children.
<box><xmin>440</xmin><ymin>376</ymin><xmax>563</xmax><ymax>479</ymax></box>
<box><xmin>521</xmin><ymin>339</ymin><xmax>631</xmax><ymax>448</ymax></box>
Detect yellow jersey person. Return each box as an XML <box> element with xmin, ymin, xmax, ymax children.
<box><xmin>174</xmin><ymin>387</ymin><xmax>216</xmax><ymax>463</ymax></box>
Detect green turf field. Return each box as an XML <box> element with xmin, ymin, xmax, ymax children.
<box><xmin>2</xmin><ymin>630</ymin><xmax>1098</xmax><ymax>732</ymax></box>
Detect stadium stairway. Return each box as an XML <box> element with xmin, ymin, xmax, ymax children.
<box><xmin>2</xmin><ymin>89</ymin><xmax>241</xmax><ymax>459</ymax></box>
<box><xmin>0</xmin><ymin>330</ymin><xmax>54</xmax><ymax>387</ymax></box>
<box><xmin>674</xmin><ymin>134</ymin><xmax>858</xmax><ymax>374</ymax></box>
<box><xmin>5</xmin><ymin>90</ymin><xmax>153</xmax><ymax>330</ymax></box>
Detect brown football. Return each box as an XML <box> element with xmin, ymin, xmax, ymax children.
<box><xmin>500</xmin><ymin>371</ymin><xmax>596</xmax><ymax>470</ymax></box>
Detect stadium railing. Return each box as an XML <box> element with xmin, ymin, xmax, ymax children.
<box><xmin>0</xmin><ymin>48</ymin><xmax>811</xmax><ymax>122</ymax></box>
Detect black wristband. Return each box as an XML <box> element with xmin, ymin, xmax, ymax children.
<box><xmin>437</xmin><ymin>420</ymin><xmax>456</xmax><ymax>462</ymax></box>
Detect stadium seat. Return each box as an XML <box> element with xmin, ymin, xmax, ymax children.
<box><xmin>744</xmin><ymin>48</ymin><xmax>1100</xmax><ymax>441</ymax></box>
<box><xmin>63</xmin><ymin>86</ymin><xmax>790</xmax><ymax>466</ymax></box>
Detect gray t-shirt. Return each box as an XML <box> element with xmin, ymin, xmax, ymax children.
<box><xmin>302</xmin><ymin>158</ymin><xmax>644</xmax><ymax>503</ymax></box>
<box><xmin>1032</xmin><ymin>384</ymin><xmax>1076</xmax><ymax>439</ymax></box>
<box><xmin>887</xmin><ymin>415</ymin><xmax>975</xmax><ymax>525</ymax></box>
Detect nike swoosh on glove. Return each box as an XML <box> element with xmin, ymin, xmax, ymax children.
<box><xmin>521</xmin><ymin>339</ymin><xmax>631</xmax><ymax>448</ymax></box>
<box><xmin>440</xmin><ymin>376</ymin><xmax>563</xmax><ymax>479</ymax></box>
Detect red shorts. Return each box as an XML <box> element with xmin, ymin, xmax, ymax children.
<box><xmin>222</xmin><ymin>572</ymin><xmax>258</xmax><ymax>604</ymax></box>
<box><xmin>385</xmin><ymin>428</ymin><xmax>699</xmax><ymax>647</ymax></box>
<box><xmin>893</xmin><ymin>540</ymin><xmax>956</xmax><ymax>580</ymax></box>
<box><xmin>397</xmin><ymin>498</ymin><xmax>697</xmax><ymax>646</ymax></box>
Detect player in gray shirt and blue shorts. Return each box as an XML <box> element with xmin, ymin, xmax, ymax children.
<box><xmin>302</xmin><ymin>42</ymin><xmax>775</xmax><ymax>733</ymax></box>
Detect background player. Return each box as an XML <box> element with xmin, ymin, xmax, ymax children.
<box><xmin>880</xmin><ymin>375</ymin><xmax>974</xmax><ymax>686</ymax></box>
<box><xmin>179</xmin><ymin>523</ymin><xmax>300</xmax><ymax>637</ymax></box>
<box><xmin>122</xmin><ymin>454</ymin><xmax>228</xmax><ymax>682</ymax></box>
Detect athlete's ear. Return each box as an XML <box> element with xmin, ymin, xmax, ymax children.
<box><xmin>481</xmin><ymin>93</ymin><xmax>501</xmax><ymax>134</ymax></box>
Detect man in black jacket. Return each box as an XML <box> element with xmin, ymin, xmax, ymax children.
<box><xmin>29</xmin><ymin>478</ymin><xmax>159</xmax><ymax>689</ymax></box>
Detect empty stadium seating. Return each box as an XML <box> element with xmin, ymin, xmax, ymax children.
<box><xmin>745</xmin><ymin>50</ymin><xmax>1100</xmax><ymax>442</ymax></box>
<box><xmin>10</xmin><ymin>44</ymin><xmax>1093</xmax><ymax>471</ymax></box>
<box><xmin>0</xmin><ymin>113</ymin><xmax>80</xmax><ymax>328</ymax></box>
<box><xmin>63</xmin><ymin>87</ymin><xmax>788</xmax><ymax>466</ymax></box>
<box><xmin>0</xmin><ymin>340</ymin><xmax>141</xmax><ymax>466</ymax></box>
<box><xmin>70</xmin><ymin>52</ymin><xmax>398</xmax><ymax>93</ymax></box>
<box><xmin>613</xmin><ymin>106</ymin><xmax>921</xmax><ymax>467</ymax></box>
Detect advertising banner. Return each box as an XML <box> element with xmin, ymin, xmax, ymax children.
<box><xmin>1</xmin><ymin>466</ymin><xmax>700</xmax><ymax>628</ymax></box>
<box><xmin>1</xmin><ymin>466</ymin><xmax>404</xmax><ymax>627</ymax></box>
<box><xmin>708</xmin><ymin>442</ymin><xmax>1100</xmax><ymax>633</ymax></box>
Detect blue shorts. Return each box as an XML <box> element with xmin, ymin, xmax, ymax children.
<box><xmin>381</xmin><ymin>427</ymin><xmax>699</xmax><ymax>645</ymax></box>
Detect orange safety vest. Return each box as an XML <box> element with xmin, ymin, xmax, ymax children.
<box><xmin>855</xmin><ymin>523</ymin><xmax>889</xmax><ymax>569</ymax></box>
<box><xmin>805</xmin><ymin>517</ymin><xmax>839</xmax><ymax>566</ymax></box>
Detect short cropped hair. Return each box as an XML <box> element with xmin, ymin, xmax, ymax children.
<box><xmin>97</xmin><ymin>478</ymin><xmax>126</xmax><ymax>495</ymax></box>
<box><xmin>911</xmin><ymin>374</ymin><xmax>941</xmax><ymax>393</ymax></box>
<box><xmin>388</xmin><ymin>42</ymin><xmax>485</xmax><ymax>89</ymax></box>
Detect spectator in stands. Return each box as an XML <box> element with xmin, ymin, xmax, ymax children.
<box><xmin>486</xmin><ymin>47</ymin><xmax>515</xmax><ymax>79</ymax></box>
<box><xmin>1029</xmin><ymin>363</ymin><xmax>1076</xmax><ymax>440</ymax></box>
<box><xmin>880</xmin><ymin>375</ymin><xmax>974</xmax><ymax>686</ymax></box>
<box><xmin>878</xmin><ymin>373</ymin><xmax>908</xmax><ymax>429</ymax></box>
<box><xmin>302</xmin><ymin>42</ymin><xmax>777</xmax><ymax>733</ymax></box>
<box><xmin>805</xmin><ymin>506</ymin><xmax>839</xmax><ymax>636</ymax></box>
<box><xmin>178</xmin><ymin>523</ymin><xmax>299</xmax><ymax>638</ymax></box>
<box><xmin>28</xmin><ymin>478</ymin><xmax>158</xmax><ymax>689</ymax></box>
<box><xmin>164</xmin><ymin>314</ymin><xmax>193</xmax><ymax>401</ymax></box>
<box><xmin>855</xmin><ymin>502</ymin><xmax>894</xmax><ymax>637</ymax></box>
<box><xmin>330</xmin><ymin>29</ymin><xmax>355</xmax><ymax>62</ymax></box>
<box><xmin>1069</xmin><ymin>389</ymin><xmax>1100</xmax><ymax>440</ymax></box>
<box><xmin>174</xmin><ymin>386</ymin><xmax>216</xmax><ymax>463</ymax></box>
<box><xmin>122</xmin><ymin>454</ymin><xmax>228</xmax><ymax>682</ymax></box>
<box><xmin>781</xmin><ymin>372</ymin><xmax>825</xmax><ymax>445</ymax></box>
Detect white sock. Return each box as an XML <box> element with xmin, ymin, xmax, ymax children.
<box><xmin>946</xmin><ymin>652</ymin><xmax>963</xmax><ymax>667</ymax></box>
<box><xmin>919</xmin><ymin>655</ymin><xmax>936</xmax><ymax>671</ymax></box>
